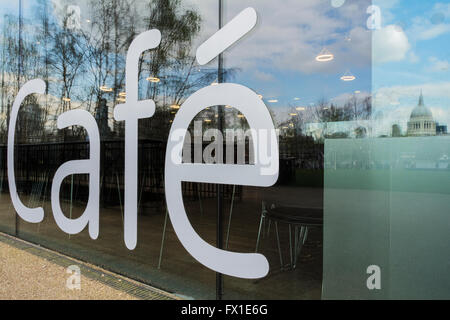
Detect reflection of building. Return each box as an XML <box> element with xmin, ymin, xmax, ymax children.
<box><xmin>406</xmin><ymin>92</ymin><xmax>436</xmax><ymax>136</ymax></box>
<box><xmin>436</xmin><ymin>123</ymin><xmax>448</xmax><ymax>135</ymax></box>
<box><xmin>305</xmin><ymin>120</ymin><xmax>371</xmax><ymax>140</ymax></box>
<box><xmin>392</xmin><ymin>124</ymin><xmax>401</xmax><ymax>137</ymax></box>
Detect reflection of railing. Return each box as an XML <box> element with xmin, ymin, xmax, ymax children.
<box><xmin>279</xmin><ymin>138</ymin><xmax>324</xmax><ymax>170</ymax></box>
<box><xmin>0</xmin><ymin>140</ymin><xmax>242</xmax><ymax>210</ymax></box>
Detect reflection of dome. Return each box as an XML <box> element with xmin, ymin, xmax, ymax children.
<box><xmin>407</xmin><ymin>91</ymin><xmax>436</xmax><ymax>136</ymax></box>
<box><xmin>410</xmin><ymin>93</ymin><xmax>433</xmax><ymax>119</ymax></box>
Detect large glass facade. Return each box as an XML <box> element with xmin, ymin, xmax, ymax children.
<box><xmin>0</xmin><ymin>2</ymin><xmax>20</xmax><ymax>236</ymax></box>
<box><xmin>0</xmin><ymin>0</ymin><xmax>449</xmax><ymax>300</ymax></box>
<box><xmin>2</xmin><ymin>0</ymin><xmax>220</xmax><ymax>299</ymax></box>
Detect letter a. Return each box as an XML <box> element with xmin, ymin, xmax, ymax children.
<box><xmin>366</xmin><ymin>265</ymin><xmax>381</xmax><ymax>290</ymax></box>
<box><xmin>51</xmin><ymin>110</ymin><xmax>100</xmax><ymax>239</ymax></box>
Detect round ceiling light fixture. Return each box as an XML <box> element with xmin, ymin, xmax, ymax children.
<box><xmin>100</xmin><ymin>86</ymin><xmax>113</xmax><ymax>92</ymax></box>
<box><xmin>146</xmin><ymin>76</ymin><xmax>160</xmax><ymax>83</ymax></box>
<box><xmin>340</xmin><ymin>70</ymin><xmax>356</xmax><ymax>81</ymax></box>
<box><xmin>315</xmin><ymin>48</ymin><xmax>334</xmax><ymax>62</ymax></box>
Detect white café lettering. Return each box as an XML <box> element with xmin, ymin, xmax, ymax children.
<box><xmin>7</xmin><ymin>28</ymin><xmax>279</xmax><ymax>279</ymax></box>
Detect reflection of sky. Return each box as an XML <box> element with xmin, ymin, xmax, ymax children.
<box><xmin>373</xmin><ymin>0</ymin><xmax>450</xmax><ymax>136</ymax></box>
<box><xmin>223</xmin><ymin>0</ymin><xmax>372</xmax><ymax>123</ymax></box>
<box><xmin>7</xmin><ymin>0</ymin><xmax>449</xmax><ymax>137</ymax></box>
<box><xmin>15</xmin><ymin>0</ymin><xmax>372</xmax><ymax>116</ymax></box>
<box><xmin>0</xmin><ymin>2</ymin><xmax>18</xmax><ymax>15</ymax></box>
<box><xmin>16</xmin><ymin>0</ymin><xmax>371</xmax><ymax>124</ymax></box>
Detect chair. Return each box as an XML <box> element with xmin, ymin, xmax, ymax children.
<box><xmin>255</xmin><ymin>201</ymin><xmax>323</xmax><ymax>270</ymax></box>
<box><xmin>158</xmin><ymin>185</ymin><xmax>237</xmax><ymax>269</ymax></box>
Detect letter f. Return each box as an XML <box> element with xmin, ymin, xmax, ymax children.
<box><xmin>114</xmin><ymin>29</ymin><xmax>161</xmax><ymax>250</ymax></box>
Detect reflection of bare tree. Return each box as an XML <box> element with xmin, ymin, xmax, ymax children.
<box><xmin>0</xmin><ymin>14</ymin><xmax>20</xmax><ymax>140</ymax></box>
<box><xmin>72</xmin><ymin>0</ymin><xmax>218</xmax><ymax>140</ymax></box>
<box><xmin>139</xmin><ymin>0</ymin><xmax>214</xmax><ymax>140</ymax></box>
<box><xmin>0</xmin><ymin>10</ymin><xmax>47</xmax><ymax>143</ymax></box>
<box><xmin>46</xmin><ymin>9</ymin><xmax>87</xmax><ymax>140</ymax></box>
<box><xmin>0</xmin><ymin>0</ymin><xmax>233</xmax><ymax>143</ymax></box>
<box><xmin>314</xmin><ymin>95</ymin><xmax>371</xmax><ymax>123</ymax></box>
<box><xmin>78</xmin><ymin>0</ymin><xmax>139</xmax><ymax>138</ymax></box>
<box><xmin>277</xmin><ymin>95</ymin><xmax>372</xmax><ymax>170</ymax></box>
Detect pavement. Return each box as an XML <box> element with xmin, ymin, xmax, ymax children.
<box><xmin>0</xmin><ymin>232</ymin><xmax>177</xmax><ymax>300</ymax></box>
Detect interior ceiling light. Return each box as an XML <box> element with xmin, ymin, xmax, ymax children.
<box><xmin>119</xmin><ymin>92</ymin><xmax>126</xmax><ymax>97</ymax></box>
<box><xmin>237</xmin><ymin>114</ymin><xmax>244</xmax><ymax>118</ymax></box>
<box><xmin>296</xmin><ymin>107</ymin><xmax>306</xmax><ymax>111</ymax></box>
<box><xmin>315</xmin><ymin>48</ymin><xmax>334</xmax><ymax>62</ymax></box>
<box><xmin>354</xmin><ymin>90</ymin><xmax>361</xmax><ymax>94</ymax></box>
<box><xmin>146</xmin><ymin>76</ymin><xmax>160</xmax><ymax>83</ymax></box>
<box><xmin>211</xmin><ymin>82</ymin><xmax>218</xmax><ymax>86</ymax></box>
<box><xmin>268</xmin><ymin>99</ymin><xmax>278</xmax><ymax>103</ymax></box>
<box><xmin>257</xmin><ymin>94</ymin><xmax>263</xmax><ymax>99</ymax></box>
<box><xmin>225</xmin><ymin>105</ymin><xmax>232</xmax><ymax>108</ymax></box>
<box><xmin>340</xmin><ymin>70</ymin><xmax>356</xmax><ymax>82</ymax></box>
<box><xmin>204</xmin><ymin>119</ymin><xmax>212</xmax><ymax>122</ymax></box>
<box><xmin>117</xmin><ymin>98</ymin><xmax>126</xmax><ymax>103</ymax></box>
<box><xmin>290</xmin><ymin>113</ymin><xmax>298</xmax><ymax>116</ymax></box>
<box><xmin>100</xmin><ymin>86</ymin><xmax>112</xmax><ymax>92</ymax></box>
<box><xmin>294</xmin><ymin>97</ymin><xmax>300</xmax><ymax>100</ymax></box>
<box><xmin>170</xmin><ymin>104</ymin><xmax>180</xmax><ymax>109</ymax></box>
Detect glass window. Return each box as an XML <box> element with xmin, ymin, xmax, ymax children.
<box><xmin>10</xmin><ymin>0</ymin><xmax>220</xmax><ymax>299</ymax></box>
<box><xmin>1</xmin><ymin>0</ymin><xmax>449</xmax><ymax>300</ymax></box>
<box><xmin>0</xmin><ymin>1</ymin><xmax>20</xmax><ymax>235</ymax></box>
<box><xmin>220</xmin><ymin>0</ymin><xmax>371</xmax><ymax>299</ymax></box>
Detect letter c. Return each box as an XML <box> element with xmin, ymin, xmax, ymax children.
<box><xmin>8</xmin><ymin>79</ymin><xmax>46</xmax><ymax>223</ymax></box>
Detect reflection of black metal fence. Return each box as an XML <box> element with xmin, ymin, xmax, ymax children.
<box><xmin>0</xmin><ymin>140</ymin><xmax>242</xmax><ymax>210</ymax></box>
<box><xmin>279</xmin><ymin>137</ymin><xmax>324</xmax><ymax>170</ymax></box>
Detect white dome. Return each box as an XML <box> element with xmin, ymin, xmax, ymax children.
<box><xmin>410</xmin><ymin>92</ymin><xmax>433</xmax><ymax>120</ymax></box>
